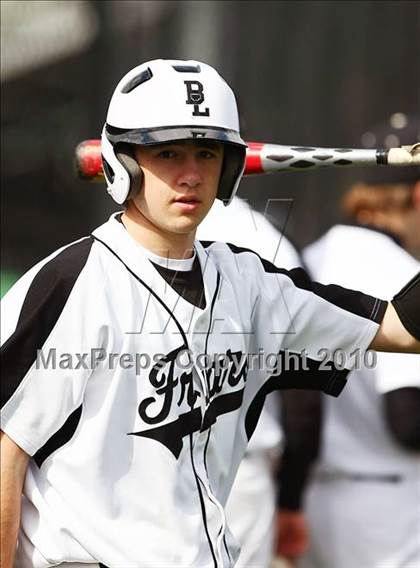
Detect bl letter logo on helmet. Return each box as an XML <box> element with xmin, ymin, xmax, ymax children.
<box><xmin>184</xmin><ymin>81</ymin><xmax>210</xmax><ymax>117</ymax></box>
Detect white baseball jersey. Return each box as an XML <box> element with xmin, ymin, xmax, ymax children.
<box><xmin>301</xmin><ymin>224</ymin><xmax>420</xmax><ymax>568</ymax></box>
<box><xmin>1</xmin><ymin>214</ymin><xmax>386</xmax><ymax>568</ymax></box>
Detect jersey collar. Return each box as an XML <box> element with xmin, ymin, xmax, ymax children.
<box><xmin>92</xmin><ymin>213</ymin><xmax>220</xmax><ymax>317</ymax></box>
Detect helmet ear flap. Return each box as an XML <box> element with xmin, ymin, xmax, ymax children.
<box><xmin>217</xmin><ymin>145</ymin><xmax>247</xmax><ymax>204</ymax></box>
<box><xmin>115</xmin><ymin>143</ymin><xmax>143</xmax><ymax>200</ymax></box>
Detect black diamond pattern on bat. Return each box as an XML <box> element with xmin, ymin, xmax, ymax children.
<box><xmin>291</xmin><ymin>160</ymin><xmax>314</xmax><ymax>168</ymax></box>
<box><xmin>266</xmin><ymin>154</ymin><xmax>294</xmax><ymax>162</ymax></box>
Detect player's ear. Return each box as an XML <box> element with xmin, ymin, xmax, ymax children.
<box><xmin>115</xmin><ymin>143</ymin><xmax>143</xmax><ymax>199</ymax></box>
<box><xmin>356</xmin><ymin>208</ymin><xmax>373</xmax><ymax>226</ymax></box>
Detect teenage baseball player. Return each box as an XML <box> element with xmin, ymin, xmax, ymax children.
<box><xmin>299</xmin><ymin>116</ymin><xmax>420</xmax><ymax>568</ymax></box>
<box><xmin>1</xmin><ymin>60</ymin><xmax>419</xmax><ymax>568</ymax></box>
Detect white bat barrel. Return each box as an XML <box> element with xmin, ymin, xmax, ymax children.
<box><xmin>258</xmin><ymin>143</ymin><xmax>420</xmax><ymax>173</ymax></box>
<box><xmin>259</xmin><ymin>145</ymin><xmax>382</xmax><ymax>173</ymax></box>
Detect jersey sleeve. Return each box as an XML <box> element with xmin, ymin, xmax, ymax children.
<box><xmin>260</xmin><ymin>259</ymin><xmax>385</xmax><ymax>352</ymax></box>
<box><xmin>229</xmin><ymin>246</ymin><xmax>388</xmax><ymax>395</ymax></box>
<box><xmin>0</xmin><ymin>237</ymin><xmax>104</xmax><ymax>457</ymax></box>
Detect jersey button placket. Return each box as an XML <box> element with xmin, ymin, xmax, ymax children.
<box><xmin>193</xmin><ymin>318</ymin><xmax>229</xmax><ymax>567</ymax></box>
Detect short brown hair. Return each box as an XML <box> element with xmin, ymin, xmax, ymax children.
<box><xmin>342</xmin><ymin>182</ymin><xmax>415</xmax><ymax>220</ymax></box>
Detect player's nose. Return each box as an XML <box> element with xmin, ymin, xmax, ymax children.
<box><xmin>177</xmin><ymin>155</ymin><xmax>203</xmax><ymax>188</ymax></box>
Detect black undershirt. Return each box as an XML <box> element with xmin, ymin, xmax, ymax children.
<box><xmin>151</xmin><ymin>258</ymin><xmax>206</xmax><ymax>310</ymax></box>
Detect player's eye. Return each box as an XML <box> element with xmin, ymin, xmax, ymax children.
<box><xmin>198</xmin><ymin>149</ymin><xmax>216</xmax><ymax>159</ymax></box>
<box><xmin>157</xmin><ymin>149</ymin><xmax>177</xmax><ymax>159</ymax></box>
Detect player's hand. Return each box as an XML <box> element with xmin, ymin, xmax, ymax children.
<box><xmin>275</xmin><ymin>508</ymin><xmax>309</xmax><ymax>562</ymax></box>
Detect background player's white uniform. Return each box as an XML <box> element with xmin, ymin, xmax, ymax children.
<box><xmin>300</xmin><ymin>224</ymin><xmax>420</xmax><ymax>568</ymax></box>
<box><xmin>198</xmin><ymin>197</ymin><xmax>301</xmax><ymax>567</ymax></box>
<box><xmin>1</xmin><ymin>214</ymin><xmax>386</xmax><ymax>568</ymax></box>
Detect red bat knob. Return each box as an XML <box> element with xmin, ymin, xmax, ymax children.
<box><xmin>75</xmin><ymin>140</ymin><xmax>104</xmax><ymax>181</ymax></box>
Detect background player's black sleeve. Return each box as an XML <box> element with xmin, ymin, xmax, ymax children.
<box><xmin>384</xmin><ymin>387</ymin><xmax>420</xmax><ymax>452</ymax></box>
<box><xmin>277</xmin><ymin>389</ymin><xmax>322</xmax><ymax>510</ymax></box>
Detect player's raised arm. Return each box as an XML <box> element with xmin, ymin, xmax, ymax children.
<box><xmin>0</xmin><ymin>431</ymin><xmax>30</xmax><ymax>568</ymax></box>
<box><xmin>370</xmin><ymin>272</ymin><xmax>420</xmax><ymax>353</ymax></box>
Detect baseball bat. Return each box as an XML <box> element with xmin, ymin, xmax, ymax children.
<box><xmin>75</xmin><ymin>139</ymin><xmax>420</xmax><ymax>181</ymax></box>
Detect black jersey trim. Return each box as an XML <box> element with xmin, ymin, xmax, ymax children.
<box><xmin>245</xmin><ymin>353</ymin><xmax>348</xmax><ymax>441</ymax></box>
<box><xmin>1</xmin><ymin>237</ymin><xmax>94</xmax><ymax>408</ymax></box>
<box><xmin>224</xmin><ymin>242</ymin><xmax>387</xmax><ymax>323</ymax></box>
<box><xmin>245</xmin><ymin>378</ymin><xmax>282</xmax><ymax>443</ymax></box>
<box><xmin>200</xmin><ymin>240</ymin><xmax>216</xmax><ymax>249</ymax></box>
<box><xmin>34</xmin><ymin>405</ymin><xmax>83</xmax><ymax>468</ymax></box>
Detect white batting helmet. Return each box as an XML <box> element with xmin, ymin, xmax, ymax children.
<box><xmin>101</xmin><ymin>59</ymin><xmax>247</xmax><ymax>205</ymax></box>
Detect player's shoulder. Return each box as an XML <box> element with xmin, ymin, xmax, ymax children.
<box><xmin>198</xmin><ymin>239</ymin><xmax>296</xmax><ymax>280</ymax></box>
<box><xmin>305</xmin><ymin>224</ymin><xmax>415</xmax><ymax>265</ymax></box>
<box><xmin>2</xmin><ymin>236</ymin><xmax>95</xmax><ymax>304</ymax></box>
<box><xmin>303</xmin><ymin>224</ymin><xmax>419</xmax><ymax>294</ymax></box>
<box><xmin>30</xmin><ymin>235</ymin><xmax>95</xmax><ymax>283</ymax></box>
<box><xmin>199</xmin><ymin>239</ymin><xmax>266</xmax><ymax>265</ymax></box>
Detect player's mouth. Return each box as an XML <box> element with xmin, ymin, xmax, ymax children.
<box><xmin>172</xmin><ymin>195</ymin><xmax>201</xmax><ymax>212</ymax></box>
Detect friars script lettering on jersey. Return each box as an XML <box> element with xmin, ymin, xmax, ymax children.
<box><xmin>129</xmin><ymin>345</ymin><xmax>248</xmax><ymax>458</ymax></box>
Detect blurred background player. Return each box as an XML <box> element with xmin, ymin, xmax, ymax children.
<box><xmin>299</xmin><ymin>114</ymin><xmax>420</xmax><ymax>568</ymax></box>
